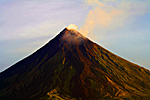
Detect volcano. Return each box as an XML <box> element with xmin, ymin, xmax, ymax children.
<box><xmin>0</xmin><ymin>27</ymin><xmax>150</xmax><ymax>100</ymax></box>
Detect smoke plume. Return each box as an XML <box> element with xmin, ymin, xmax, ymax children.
<box><xmin>79</xmin><ymin>0</ymin><xmax>147</xmax><ymax>38</ymax></box>
<box><xmin>67</xmin><ymin>24</ymin><xmax>78</xmax><ymax>30</ymax></box>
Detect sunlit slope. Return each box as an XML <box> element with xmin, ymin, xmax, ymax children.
<box><xmin>0</xmin><ymin>28</ymin><xmax>150</xmax><ymax>100</ymax></box>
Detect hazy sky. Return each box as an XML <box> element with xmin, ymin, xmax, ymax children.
<box><xmin>0</xmin><ymin>0</ymin><xmax>150</xmax><ymax>72</ymax></box>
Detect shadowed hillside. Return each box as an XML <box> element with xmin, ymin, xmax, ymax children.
<box><xmin>0</xmin><ymin>28</ymin><xmax>150</xmax><ymax>100</ymax></box>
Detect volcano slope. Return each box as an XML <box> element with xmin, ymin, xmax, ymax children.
<box><xmin>0</xmin><ymin>28</ymin><xmax>150</xmax><ymax>100</ymax></box>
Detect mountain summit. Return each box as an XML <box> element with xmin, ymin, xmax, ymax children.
<box><xmin>58</xmin><ymin>28</ymin><xmax>86</xmax><ymax>44</ymax></box>
<box><xmin>0</xmin><ymin>27</ymin><xmax>150</xmax><ymax>100</ymax></box>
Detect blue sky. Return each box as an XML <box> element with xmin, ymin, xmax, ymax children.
<box><xmin>0</xmin><ymin>0</ymin><xmax>150</xmax><ymax>72</ymax></box>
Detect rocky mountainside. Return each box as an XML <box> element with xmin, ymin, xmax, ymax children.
<box><xmin>0</xmin><ymin>28</ymin><xmax>150</xmax><ymax>100</ymax></box>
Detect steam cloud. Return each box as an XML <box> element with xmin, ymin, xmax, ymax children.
<box><xmin>79</xmin><ymin>0</ymin><xmax>147</xmax><ymax>38</ymax></box>
<box><xmin>67</xmin><ymin>24</ymin><xmax>78</xmax><ymax>30</ymax></box>
<box><xmin>80</xmin><ymin>0</ymin><xmax>122</xmax><ymax>37</ymax></box>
